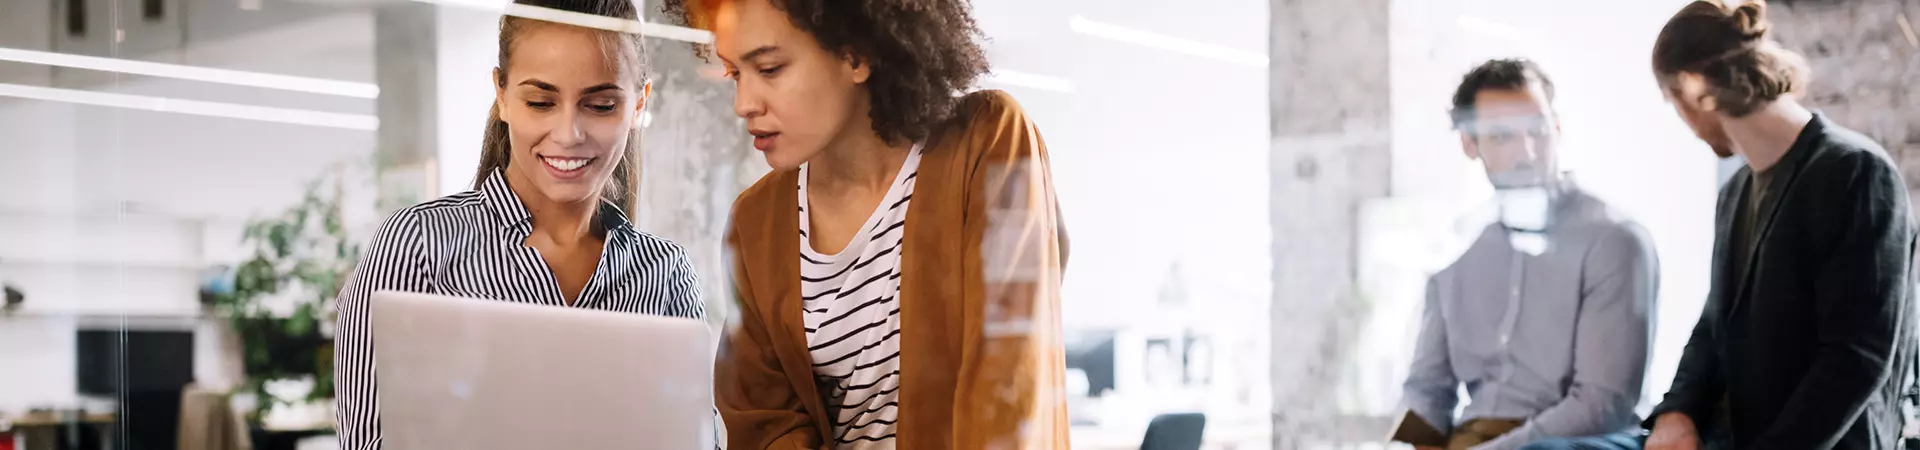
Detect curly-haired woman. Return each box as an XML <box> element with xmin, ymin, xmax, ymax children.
<box><xmin>662</xmin><ymin>0</ymin><xmax>1069</xmax><ymax>447</ymax></box>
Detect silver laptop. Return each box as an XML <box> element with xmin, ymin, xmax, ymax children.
<box><xmin>370</xmin><ymin>291</ymin><xmax>714</xmax><ymax>450</ymax></box>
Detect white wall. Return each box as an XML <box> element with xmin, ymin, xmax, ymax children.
<box><xmin>435</xmin><ymin>6</ymin><xmax>503</xmax><ymax>196</ymax></box>
<box><xmin>969</xmin><ymin>0</ymin><xmax>1275</xmax><ymax>439</ymax></box>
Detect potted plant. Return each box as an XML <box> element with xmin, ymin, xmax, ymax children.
<box><xmin>207</xmin><ymin>171</ymin><xmax>362</xmax><ymax>423</ymax></box>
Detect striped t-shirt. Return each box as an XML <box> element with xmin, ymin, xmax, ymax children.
<box><xmin>798</xmin><ymin>144</ymin><xmax>922</xmax><ymax>448</ymax></box>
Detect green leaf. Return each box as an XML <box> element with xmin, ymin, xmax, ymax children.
<box><xmin>314</xmin><ymin>273</ymin><xmax>340</xmax><ymax>301</ymax></box>
<box><xmin>246</xmin><ymin>343</ymin><xmax>270</xmax><ymax>373</ymax></box>
<box><xmin>292</xmin><ymin>207</ymin><xmax>310</xmax><ymax>233</ymax></box>
<box><xmin>233</xmin><ymin>258</ymin><xmax>279</xmax><ymax>299</ymax></box>
<box><xmin>323</xmin><ymin>208</ymin><xmax>343</xmax><ymax>235</ymax></box>
<box><xmin>268</xmin><ymin>223</ymin><xmax>292</xmax><ymax>259</ymax></box>
<box><xmin>287</xmin><ymin>305</ymin><xmax>315</xmax><ymax>337</ymax></box>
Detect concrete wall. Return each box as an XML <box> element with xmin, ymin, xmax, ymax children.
<box><xmin>1771</xmin><ymin>0</ymin><xmax>1920</xmax><ymax>195</ymax></box>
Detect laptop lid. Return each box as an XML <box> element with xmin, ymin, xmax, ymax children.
<box><xmin>369</xmin><ymin>290</ymin><xmax>713</xmax><ymax>449</ymax></box>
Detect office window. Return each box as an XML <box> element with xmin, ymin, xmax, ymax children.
<box><xmin>143</xmin><ymin>0</ymin><xmax>165</xmax><ymax>21</ymax></box>
<box><xmin>66</xmin><ymin>0</ymin><xmax>87</xmax><ymax>37</ymax></box>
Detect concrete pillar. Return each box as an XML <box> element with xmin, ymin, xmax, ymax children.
<box><xmin>372</xmin><ymin>2</ymin><xmax>500</xmax><ymax>210</ymax></box>
<box><xmin>373</xmin><ymin>2</ymin><xmax>445</xmax><ymax>211</ymax></box>
<box><xmin>1268</xmin><ymin>0</ymin><xmax>1393</xmax><ymax>446</ymax></box>
<box><xmin>634</xmin><ymin>27</ymin><xmax>764</xmax><ymax>327</ymax></box>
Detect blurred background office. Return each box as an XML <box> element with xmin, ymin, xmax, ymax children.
<box><xmin>0</xmin><ymin>0</ymin><xmax>1911</xmax><ymax>448</ymax></box>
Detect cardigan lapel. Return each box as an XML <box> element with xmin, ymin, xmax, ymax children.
<box><xmin>751</xmin><ymin>169</ymin><xmax>834</xmax><ymax>443</ymax></box>
<box><xmin>896</xmin><ymin>127</ymin><xmax>970</xmax><ymax>448</ymax></box>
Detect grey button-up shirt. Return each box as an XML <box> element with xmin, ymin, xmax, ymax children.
<box><xmin>1403</xmin><ymin>184</ymin><xmax>1659</xmax><ymax>450</ymax></box>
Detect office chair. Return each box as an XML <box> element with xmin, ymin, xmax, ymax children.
<box><xmin>1140</xmin><ymin>412</ymin><xmax>1206</xmax><ymax>450</ymax></box>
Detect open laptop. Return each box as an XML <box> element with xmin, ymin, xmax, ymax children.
<box><xmin>370</xmin><ymin>291</ymin><xmax>714</xmax><ymax>450</ymax></box>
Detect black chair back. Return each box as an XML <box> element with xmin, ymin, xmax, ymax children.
<box><xmin>1140</xmin><ymin>412</ymin><xmax>1206</xmax><ymax>450</ymax></box>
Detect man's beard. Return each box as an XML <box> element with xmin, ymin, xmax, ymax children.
<box><xmin>1710</xmin><ymin>142</ymin><xmax>1735</xmax><ymax>158</ymax></box>
<box><xmin>1694</xmin><ymin>116</ymin><xmax>1736</xmax><ymax>158</ymax></box>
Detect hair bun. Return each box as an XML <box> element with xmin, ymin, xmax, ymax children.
<box><xmin>1731</xmin><ymin>1</ymin><xmax>1770</xmax><ymax>41</ymax></box>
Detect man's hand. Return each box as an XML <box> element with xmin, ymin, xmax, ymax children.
<box><xmin>1646</xmin><ymin>412</ymin><xmax>1701</xmax><ymax>450</ymax></box>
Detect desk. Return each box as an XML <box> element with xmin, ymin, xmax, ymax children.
<box><xmin>4</xmin><ymin>412</ymin><xmax>115</xmax><ymax>427</ymax></box>
<box><xmin>2</xmin><ymin>411</ymin><xmax>116</xmax><ymax>450</ymax></box>
<box><xmin>251</xmin><ymin>428</ymin><xmax>333</xmax><ymax>450</ymax></box>
<box><xmin>253</xmin><ymin>402</ymin><xmax>335</xmax><ymax>450</ymax></box>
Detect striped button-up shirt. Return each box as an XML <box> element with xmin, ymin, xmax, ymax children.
<box><xmin>333</xmin><ymin>169</ymin><xmax>705</xmax><ymax>450</ymax></box>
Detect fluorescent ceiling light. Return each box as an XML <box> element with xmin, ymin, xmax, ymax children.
<box><xmin>980</xmin><ymin>69</ymin><xmax>1076</xmax><ymax>94</ymax></box>
<box><xmin>417</xmin><ymin>0</ymin><xmax>507</xmax><ymax>10</ymax></box>
<box><xmin>638</xmin><ymin>21</ymin><xmax>716</xmax><ymax>44</ymax></box>
<box><xmin>0</xmin><ymin>83</ymin><xmax>379</xmax><ymax>131</ymax></box>
<box><xmin>0</xmin><ymin>47</ymin><xmax>378</xmax><ymax>99</ymax></box>
<box><xmin>411</xmin><ymin>0</ymin><xmax>714</xmax><ymax>44</ymax></box>
<box><xmin>1068</xmin><ymin>15</ymin><xmax>1267</xmax><ymax>68</ymax></box>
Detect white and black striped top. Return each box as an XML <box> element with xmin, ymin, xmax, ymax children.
<box><xmin>332</xmin><ymin>169</ymin><xmax>705</xmax><ymax>450</ymax></box>
<box><xmin>798</xmin><ymin>144</ymin><xmax>922</xmax><ymax>448</ymax></box>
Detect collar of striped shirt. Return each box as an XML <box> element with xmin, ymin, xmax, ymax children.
<box><xmin>477</xmin><ymin>168</ymin><xmax>636</xmax><ymax>237</ymax></box>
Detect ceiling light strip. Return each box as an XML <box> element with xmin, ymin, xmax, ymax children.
<box><xmin>1068</xmin><ymin>15</ymin><xmax>1267</xmax><ymax>68</ymax></box>
<box><xmin>0</xmin><ymin>83</ymin><xmax>379</xmax><ymax>131</ymax></box>
<box><xmin>412</xmin><ymin>0</ymin><xmax>714</xmax><ymax>44</ymax></box>
<box><xmin>0</xmin><ymin>46</ymin><xmax>379</xmax><ymax>99</ymax></box>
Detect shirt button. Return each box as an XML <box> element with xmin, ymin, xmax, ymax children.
<box><xmin>1500</xmin><ymin>333</ymin><xmax>1510</xmax><ymax>345</ymax></box>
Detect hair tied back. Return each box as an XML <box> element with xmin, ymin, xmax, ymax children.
<box><xmin>1732</xmin><ymin>1</ymin><xmax>1770</xmax><ymax>41</ymax></box>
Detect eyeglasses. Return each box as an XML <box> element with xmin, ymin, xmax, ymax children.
<box><xmin>1469</xmin><ymin>116</ymin><xmax>1553</xmax><ymax>147</ymax></box>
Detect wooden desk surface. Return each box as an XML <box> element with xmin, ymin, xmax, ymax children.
<box><xmin>3</xmin><ymin>411</ymin><xmax>116</xmax><ymax>427</ymax></box>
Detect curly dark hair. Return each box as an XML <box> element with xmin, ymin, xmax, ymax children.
<box><xmin>661</xmin><ymin>0</ymin><xmax>990</xmax><ymax>145</ymax></box>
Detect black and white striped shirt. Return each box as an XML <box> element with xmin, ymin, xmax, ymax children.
<box><xmin>332</xmin><ymin>169</ymin><xmax>705</xmax><ymax>450</ymax></box>
<box><xmin>798</xmin><ymin>145</ymin><xmax>921</xmax><ymax>448</ymax></box>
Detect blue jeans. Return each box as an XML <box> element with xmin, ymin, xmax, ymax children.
<box><xmin>1515</xmin><ymin>431</ymin><xmax>1645</xmax><ymax>450</ymax></box>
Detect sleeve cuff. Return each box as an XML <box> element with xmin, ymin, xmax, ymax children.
<box><xmin>1643</xmin><ymin>400</ymin><xmax>1697</xmax><ymax>431</ymax></box>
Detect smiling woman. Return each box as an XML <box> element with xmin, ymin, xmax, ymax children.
<box><xmin>475</xmin><ymin>0</ymin><xmax>650</xmax><ymax>215</ymax></box>
<box><xmin>330</xmin><ymin>1</ymin><xmax>708</xmax><ymax>449</ymax></box>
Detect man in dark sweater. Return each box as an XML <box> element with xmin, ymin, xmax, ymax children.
<box><xmin>1643</xmin><ymin>1</ymin><xmax>1917</xmax><ymax>450</ymax></box>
